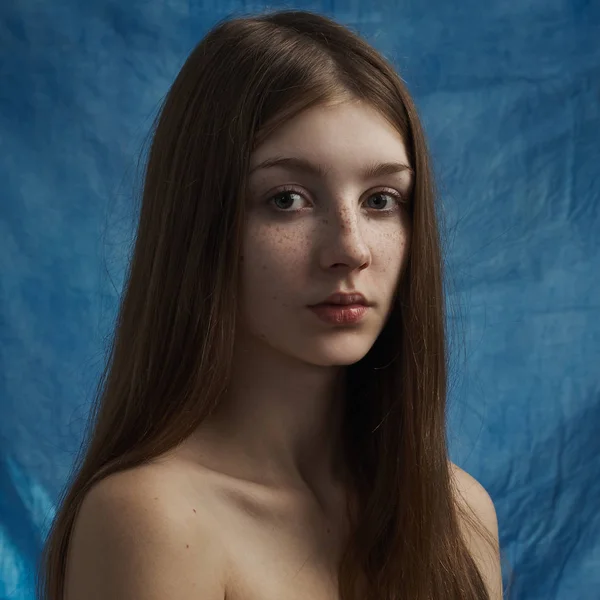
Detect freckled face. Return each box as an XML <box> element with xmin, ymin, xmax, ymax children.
<box><xmin>238</xmin><ymin>100</ymin><xmax>412</xmax><ymax>366</ymax></box>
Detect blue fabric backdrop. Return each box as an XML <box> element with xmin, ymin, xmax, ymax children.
<box><xmin>1</xmin><ymin>1</ymin><xmax>598</xmax><ymax>598</ymax></box>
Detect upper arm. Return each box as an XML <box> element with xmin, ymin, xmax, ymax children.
<box><xmin>450</xmin><ymin>463</ymin><xmax>504</xmax><ymax>600</ymax></box>
<box><xmin>64</xmin><ymin>472</ymin><xmax>227</xmax><ymax>600</ymax></box>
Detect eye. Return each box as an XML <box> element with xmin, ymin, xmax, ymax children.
<box><xmin>269</xmin><ymin>187</ymin><xmax>306</xmax><ymax>211</ymax></box>
<box><xmin>365</xmin><ymin>189</ymin><xmax>406</xmax><ymax>212</ymax></box>
<box><xmin>266</xmin><ymin>186</ymin><xmax>407</xmax><ymax>213</ymax></box>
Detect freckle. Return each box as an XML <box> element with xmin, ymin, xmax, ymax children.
<box><xmin>153</xmin><ymin>497</ymin><xmax>158</xmax><ymax>500</ymax></box>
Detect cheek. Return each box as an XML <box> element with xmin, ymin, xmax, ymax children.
<box><xmin>389</xmin><ymin>230</ymin><xmax>410</xmax><ymax>266</ymax></box>
<box><xmin>240</xmin><ymin>226</ymin><xmax>309</xmax><ymax>295</ymax></box>
<box><xmin>370</xmin><ymin>223</ymin><xmax>410</xmax><ymax>268</ymax></box>
<box><xmin>244</xmin><ymin>222</ymin><xmax>309</xmax><ymax>266</ymax></box>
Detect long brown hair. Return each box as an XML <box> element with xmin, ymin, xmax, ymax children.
<box><xmin>37</xmin><ymin>9</ymin><xmax>503</xmax><ymax>599</ymax></box>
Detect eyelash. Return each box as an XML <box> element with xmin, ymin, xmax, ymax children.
<box><xmin>266</xmin><ymin>185</ymin><xmax>407</xmax><ymax>214</ymax></box>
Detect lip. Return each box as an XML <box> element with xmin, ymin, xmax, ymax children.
<box><xmin>308</xmin><ymin>304</ymin><xmax>369</xmax><ymax>325</ymax></box>
<box><xmin>310</xmin><ymin>291</ymin><xmax>370</xmax><ymax>307</ymax></box>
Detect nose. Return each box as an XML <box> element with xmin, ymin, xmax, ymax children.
<box><xmin>317</xmin><ymin>204</ymin><xmax>371</xmax><ymax>271</ymax></box>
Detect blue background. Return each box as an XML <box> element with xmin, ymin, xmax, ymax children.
<box><xmin>1</xmin><ymin>1</ymin><xmax>599</xmax><ymax>598</ymax></box>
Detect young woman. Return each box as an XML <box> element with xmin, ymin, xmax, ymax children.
<box><xmin>38</xmin><ymin>9</ymin><xmax>504</xmax><ymax>600</ymax></box>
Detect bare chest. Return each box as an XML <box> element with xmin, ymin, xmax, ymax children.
<box><xmin>219</xmin><ymin>492</ymin><xmax>348</xmax><ymax>600</ymax></box>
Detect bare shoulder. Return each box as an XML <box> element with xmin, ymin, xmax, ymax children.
<box><xmin>449</xmin><ymin>462</ymin><xmax>497</xmax><ymax>522</ymax></box>
<box><xmin>449</xmin><ymin>461</ymin><xmax>504</xmax><ymax>599</ymax></box>
<box><xmin>65</xmin><ymin>462</ymin><xmax>228</xmax><ymax>600</ymax></box>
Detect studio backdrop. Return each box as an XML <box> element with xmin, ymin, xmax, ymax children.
<box><xmin>0</xmin><ymin>1</ymin><xmax>599</xmax><ymax>599</ymax></box>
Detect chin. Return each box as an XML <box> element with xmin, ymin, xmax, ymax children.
<box><xmin>301</xmin><ymin>341</ymin><xmax>374</xmax><ymax>367</ymax></box>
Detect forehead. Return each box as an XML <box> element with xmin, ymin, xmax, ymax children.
<box><xmin>249</xmin><ymin>101</ymin><xmax>411</xmax><ymax>176</ymax></box>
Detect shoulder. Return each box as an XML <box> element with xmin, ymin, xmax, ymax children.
<box><xmin>65</xmin><ymin>462</ymin><xmax>228</xmax><ymax>600</ymax></box>
<box><xmin>449</xmin><ymin>461</ymin><xmax>499</xmax><ymax>533</ymax></box>
<box><xmin>449</xmin><ymin>461</ymin><xmax>504</xmax><ymax>599</ymax></box>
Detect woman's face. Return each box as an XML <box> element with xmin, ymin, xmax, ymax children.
<box><xmin>239</xmin><ymin>100</ymin><xmax>413</xmax><ymax>367</ymax></box>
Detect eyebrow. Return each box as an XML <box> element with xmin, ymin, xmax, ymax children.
<box><xmin>249</xmin><ymin>156</ymin><xmax>414</xmax><ymax>180</ymax></box>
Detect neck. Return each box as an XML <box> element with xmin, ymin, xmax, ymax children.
<box><xmin>191</xmin><ymin>341</ymin><xmax>349</xmax><ymax>496</ymax></box>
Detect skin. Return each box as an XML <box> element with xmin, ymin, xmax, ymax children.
<box><xmin>188</xmin><ymin>98</ymin><xmax>413</xmax><ymax>505</ymax></box>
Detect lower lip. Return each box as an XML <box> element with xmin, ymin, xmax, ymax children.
<box><xmin>308</xmin><ymin>304</ymin><xmax>369</xmax><ymax>325</ymax></box>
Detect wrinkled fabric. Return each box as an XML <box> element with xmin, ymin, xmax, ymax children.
<box><xmin>0</xmin><ymin>1</ymin><xmax>598</xmax><ymax>599</ymax></box>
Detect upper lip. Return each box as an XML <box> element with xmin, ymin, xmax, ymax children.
<box><xmin>310</xmin><ymin>291</ymin><xmax>370</xmax><ymax>306</ymax></box>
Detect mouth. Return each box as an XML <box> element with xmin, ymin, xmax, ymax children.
<box><xmin>309</xmin><ymin>292</ymin><xmax>370</xmax><ymax>307</ymax></box>
<box><xmin>308</xmin><ymin>303</ymin><xmax>369</xmax><ymax>325</ymax></box>
<box><xmin>312</xmin><ymin>302</ymin><xmax>367</xmax><ymax>307</ymax></box>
